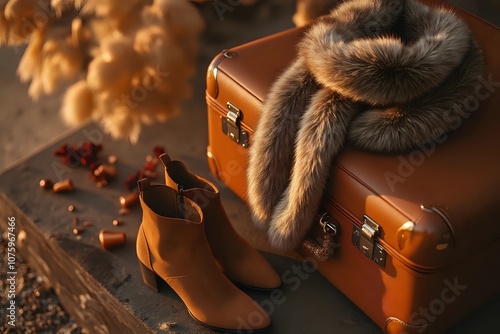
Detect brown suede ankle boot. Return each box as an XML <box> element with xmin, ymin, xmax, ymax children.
<box><xmin>159</xmin><ymin>154</ymin><xmax>281</xmax><ymax>290</ymax></box>
<box><xmin>136</xmin><ymin>178</ymin><xmax>271</xmax><ymax>332</ymax></box>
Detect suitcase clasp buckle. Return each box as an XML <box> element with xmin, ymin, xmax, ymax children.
<box><xmin>352</xmin><ymin>215</ymin><xmax>386</xmax><ymax>267</ymax></box>
<box><xmin>221</xmin><ymin>102</ymin><xmax>249</xmax><ymax>147</ymax></box>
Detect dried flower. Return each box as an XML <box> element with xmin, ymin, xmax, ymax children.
<box><xmin>61</xmin><ymin>80</ymin><xmax>94</xmax><ymax>125</ymax></box>
<box><xmin>1</xmin><ymin>0</ymin><xmax>205</xmax><ymax>143</ymax></box>
<box><xmin>124</xmin><ymin>145</ymin><xmax>166</xmax><ymax>190</ymax></box>
<box><xmin>54</xmin><ymin>141</ymin><xmax>102</xmax><ymax>168</ymax></box>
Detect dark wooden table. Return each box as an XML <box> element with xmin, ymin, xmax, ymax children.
<box><xmin>1</xmin><ymin>115</ymin><xmax>499</xmax><ymax>334</ymax></box>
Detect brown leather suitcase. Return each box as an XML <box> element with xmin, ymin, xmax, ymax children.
<box><xmin>205</xmin><ymin>1</ymin><xmax>500</xmax><ymax>333</ymax></box>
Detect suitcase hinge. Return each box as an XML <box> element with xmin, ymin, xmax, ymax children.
<box><xmin>352</xmin><ymin>215</ymin><xmax>386</xmax><ymax>267</ymax></box>
<box><xmin>221</xmin><ymin>102</ymin><xmax>249</xmax><ymax>147</ymax></box>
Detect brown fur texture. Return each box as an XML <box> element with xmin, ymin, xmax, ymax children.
<box><xmin>247</xmin><ymin>0</ymin><xmax>484</xmax><ymax>250</ymax></box>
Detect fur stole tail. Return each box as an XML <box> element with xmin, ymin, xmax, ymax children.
<box><xmin>268</xmin><ymin>89</ymin><xmax>360</xmax><ymax>249</ymax></box>
<box><xmin>247</xmin><ymin>58</ymin><xmax>318</xmax><ymax>228</ymax></box>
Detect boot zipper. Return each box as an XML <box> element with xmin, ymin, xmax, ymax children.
<box><xmin>178</xmin><ymin>184</ymin><xmax>185</xmax><ymax>219</ymax></box>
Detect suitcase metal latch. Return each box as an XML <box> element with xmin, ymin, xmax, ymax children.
<box><xmin>319</xmin><ymin>213</ymin><xmax>338</xmax><ymax>235</ymax></box>
<box><xmin>352</xmin><ymin>215</ymin><xmax>386</xmax><ymax>267</ymax></box>
<box><xmin>221</xmin><ymin>102</ymin><xmax>249</xmax><ymax>147</ymax></box>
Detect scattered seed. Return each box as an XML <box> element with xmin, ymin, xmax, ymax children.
<box><xmin>39</xmin><ymin>179</ymin><xmax>53</xmax><ymax>190</ymax></box>
<box><xmin>119</xmin><ymin>192</ymin><xmax>139</xmax><ymax>208</ymax></box>
<box><xmin>118</xmin><ymin>208</ymin><xmax>130</xmax><ymax>216</ymax></box>
<box><xmin>99</xmin><ymin>230</ymin><xmax>127</xmax><ymax>250</ymax></box>
<box><xmin>96</xmin><ymin>180</ymin><xmax>107</xmax><ymax>188</ymax></box>
<box><xmin>53</xmin><ymin>179</ymin><xmax>74</xmax><ymax>193</ymax></box>
<box><xmin>82</xmin><ymin>221</ymin><xmax>93</xmax><ymax>227</ymax></box>
<box><xmin>112</xmin><ymin>219</ymin><xmax>120</xmax><ymax>226</ymax></box>
<box><xmin>108</xmin><ymin>155</ymin><xmax>118</xmax><ymax>165</ymax></box>
<box><xmin>68</xmin><ymin>204</ymin><xmax>75</xmax><ymax>212</ymax></box>
<box><xmin>72</xmin><ymin>227</ymin><xmax>84</xmax><ymax>235</ymax></box>
<box><xmin>94</xmin><ymin>164</ymin><xmax>117</xmax><ymax>178</ymax></box>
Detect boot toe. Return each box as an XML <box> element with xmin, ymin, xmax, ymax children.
<box><xmin>226</xmin><ymin>253</ymin><xmax>282</xmax><ymax>290</ymax></box>
<box><xmin>188</xmin><ymin>297</ymin><xmax>271</xmax><ymax>332</ymax></box>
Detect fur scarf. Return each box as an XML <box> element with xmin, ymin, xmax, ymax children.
<box><xmin>247</xmin><ymin>0</ymin><xmax>484</xmax><ymax>250</ymax></box>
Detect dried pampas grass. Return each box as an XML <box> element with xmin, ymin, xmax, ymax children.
<box><xmin>17</xmin><ymin>16</ymin><xmax>88</xmax><ymax>99</ymax></box>
<box><xmin>87</xmin><ymin>35</ymin><xmax>143</xmax><ymax>96</ymax></box>
<box><xmin>0</xmin><ymin>1</ymin><xmax>9</xmax><ymax>44</ymax></box>
<box><xmin>61</xmin><ymin>79</ymin><xmax>94</xmax><ymax>125</ymax></box>
<box><xmin>1</xmin><ymin>0</ymin><xmax>205</xmax><ymax>143</ymax></box>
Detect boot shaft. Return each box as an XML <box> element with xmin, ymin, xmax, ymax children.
<box><xmin>137</xmin><ymin>179</ymin><xmax>206</xmax><ymax>275</ymax></box>
<box><xmin>160</xmin><ymin>154</ymin><xmax>222</xmax><ymax>212</ymax></box>
<box><xmin>139</xmin><ymin>178</ymin><xmax>203</xmax><ymax>225</ymax></box>
<box><xmin>158</xmin><ymin>154</ymin><xmax>282</xmax><ymax>291</ymax></box>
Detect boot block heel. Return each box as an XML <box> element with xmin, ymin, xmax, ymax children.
<box><xmin>139</xmin><ymin>261</ymin><xmax>162</xmax><ymax>293</ymax></box>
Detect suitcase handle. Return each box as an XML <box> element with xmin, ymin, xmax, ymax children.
<box><xmin>302</xmin><ymin>213</ymin><xmax>339</xmax><ymax>262</ymax></box>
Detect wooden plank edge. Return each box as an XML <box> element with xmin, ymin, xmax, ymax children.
<box><xmin>0</xmin><ymin>193</ymin><xmax>155</xmax><ymax>334</ymax></box>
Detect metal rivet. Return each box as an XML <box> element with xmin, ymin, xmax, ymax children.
<box><xmin>223</xmin><ymin>50</ymin><xmax>237</xmax><ymax>58</ymax></box>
